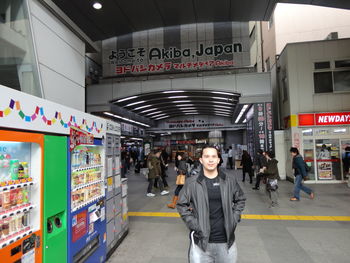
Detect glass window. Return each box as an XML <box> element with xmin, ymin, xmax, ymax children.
<box><xmin>302</xmin><ymin>129</ymin><xmax>313</xmax><ymax>136</ymax></box>
<box><xmin>0</xmin><ymin>0</ymin><xmax>42</xmax><ymax>97</ymax></box>
<box><xmin>303</xmin><ymin>139</ymin><xmax>315</xmax><ymax>180</ymax></box>
<box><xmin>314</xmin><ymin>61</ymin><xmax>330</xmax><ymax>70</ymax></box>
<box><xmin>315</xmin><ymin>139</ymin><xmax>341</xmax><ymax>180</ymax></box>
<box><xmin>332</xmin><ymin>128</ymin><xmax>347</xmax><ymax>134</ymax></box>
<box><xmin>333</xmin><ymin>71</ymin><xmax>350</xmax><ymax>92</ymax></box>
<box><xmin>315</xmin><ymin>128</ymin><xmax>330</xmax><ymax>136</ymax></box>
<box><xmin>314</xmin><ymin>72</ymin><xmax>333</xmax><ymax>93</ymax></box>
<box><xmin>335</xmin><ymin>60</ymin><xmax>350</xmax><ymax>68</ymax></box>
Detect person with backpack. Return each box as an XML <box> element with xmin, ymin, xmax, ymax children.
<box><xmin>290</xmin><ymin>147</ymin><xmax>314</xmax><ymax>201</ymax></box>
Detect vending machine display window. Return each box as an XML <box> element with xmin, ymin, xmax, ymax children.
<box><xmin>0</xmin><ymin>141</ymin><xmax>41</xmax><ymax>249</ymax></box>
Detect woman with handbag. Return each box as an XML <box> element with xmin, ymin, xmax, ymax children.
<box><xmin>264</xmin><ymin>151</ymin><xmax>280</xmax><ymax>207</ymax></box>
<box><xmin>167</xmin><ymin>153</ymin><xmax>188</xmax><ymax>208</ymax></box>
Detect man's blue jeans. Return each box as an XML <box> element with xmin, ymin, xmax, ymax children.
<box><xmin>293</xmin><ymin>174</ymin><xmax>312</xmax><ymax>200</ymax></box>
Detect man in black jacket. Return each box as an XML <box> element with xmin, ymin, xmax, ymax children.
<box><xmin>252</xmin><ymin>149</ymin><xmax>267</xmax><ymax>190</ymax></box>
<box><xmin>177</xmin><ymin>146</ymin><xmax>246</xmax><ymax>263</ymax></box>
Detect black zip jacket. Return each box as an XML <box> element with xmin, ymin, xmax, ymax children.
<box><xmin>176</xmin><ymin>168</ymin><xmax>246</xmax><ymax>251</ymax></box>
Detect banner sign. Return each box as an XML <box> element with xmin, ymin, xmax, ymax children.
<box><xmin>254</xmin><ymin>103</ymin><xmax>274</xmax><ymax>152</ymax></box>
<box><xmin>299</xmin><ymin>112</ymin><xmax>350</xmax><ymax>126</ymax></box>
<box><xmin>115</xmin><ymin>60</ymin><xmax>234</xmax><ymax>75</ymax></box>
<box><xmin>103</xmin><ymin>22</ymin><xmax>250</xmax><ymax>77</ymax></box>
<box><xmin>70</xmin><ymin>127</ymin><xmax>94</xmax><ymax>151</ymax></box>
<box><xmin>265</xmin><ymin>102</ymin><xmax>274</xmax><ymax>152</ymax></box>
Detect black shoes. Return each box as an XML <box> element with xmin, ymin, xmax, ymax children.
<box><xmin>252</xmin><ymin>187</ymin><xmax>260</xmax><ymax>190</ymax></box>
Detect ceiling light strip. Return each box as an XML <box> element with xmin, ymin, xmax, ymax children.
<box><xmin>103</xmin><ymin>112</ymin><xmax>150</xmax><ymax>127</ymax></box>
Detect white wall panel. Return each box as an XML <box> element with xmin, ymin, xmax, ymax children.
<box><xmin>87</xmin><ymin>82</ymin><xmax>113</xmax><ymax>105</ymax></box>
<box><xmin>29</xmin><ymin>0</ymin><xmax>85</xmax><ymax>110</ymax></box>
<box><xmin>113</xmin><ymin>82</ymin><xmax>142</xmax><ymax>98</ymax></box>
<box><xmin>31</xmin><ymin>16</ymin><xmax>85</xmax><ymax>86</ymax></box>
<box><xmin>30</xmin><ymin>0</ymin><xmax>84</xmax><ymax>56</ymax></box>
<box><xmin>141</xmin><ymin>79</ymin><xmax>171</xmax><ymax>93</ymax></box>
<box><xmin>40</xmin><ymin>65</ymin><xmax>84</xmax><ymax>111</ymax></box>
<box><xmin>236</xmin><ymin>73</ymin><xmax>271</xmax><ymax>96</ymax></box>
<box><xmin>203</xmin><ymin>75</ymin><xmax>236</xmax><ymax>92</ymax></box>
<box><xmin>171</xmin><ymin>78</ymin><xmax>202</xmax><ymax>90</ymax></box>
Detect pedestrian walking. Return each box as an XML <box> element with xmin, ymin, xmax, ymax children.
<box><xmin>290</xmin><ymin>147</ymin><xmax>314</xmax><ymax>201</ymax></box>
<box><xmin>264</xmin><ymin>151</ymin><xmax>280</xmax><ymax>207</ymax></box>
<box><xmin>146</xmin><ymin>149</ymin><xmax>169</xmax><ymax>197</ymax></box>
<box><xmin>241</xmin><ymin>150</ymin><xmax>253</xmax><ymax>183</ymax></box>
<box><xmin>167</xmin><ymin>153</ymin><xmax>188</xmax><ymax>208</ymax></box>
<box><xmin>228</xmin><ymin>146</ymin><xmax>234</xmax><ymax>169</ymax></box>
<box><xmin>252</xmin><ymin>149</ymin><xmax>267</xmax><ymax>190</ymax></box>
<box><xmin>177</xmin><ymin>146</ymin><xmax>246</xmax><ymax>263</ymax></box>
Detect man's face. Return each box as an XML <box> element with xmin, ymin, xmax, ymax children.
<box><xmin>200</xmin><ymin>148</ymin><xmax>220</xmax><ymax>172</ymax></box>
<box><xmin>291</xmin><ymin>152</ymin><xmax>297</xmax><ymax>157</ymax></box>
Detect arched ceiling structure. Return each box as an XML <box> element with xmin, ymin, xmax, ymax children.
<box><xmin>50</xmin><ymin>0</ymin><xmax>350</xmax><ymax>41</ymax></box>
<box><xmin>111</xmin><ymin>90</ymin><xmax>242</xmax><ymax>121</ymax></box>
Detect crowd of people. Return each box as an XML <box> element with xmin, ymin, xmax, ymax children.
<box><xmin>128</xmin><ymin>145</ymin><xmax>315</xmax><ymax>263</ymax></box>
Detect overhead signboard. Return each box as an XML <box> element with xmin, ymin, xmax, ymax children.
<box><xmin>299</xmin><ymin>112</ymin><xmax>350</xmax><ymax>126</ymax></box>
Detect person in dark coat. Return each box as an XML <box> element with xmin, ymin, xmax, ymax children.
<box><xmin>240</xmin><ymin>150</ymin><xmax>253</xmax><ymax>183</ymax></box>
<box><xmin>264</xmin><ymin>151</ymin><xmax>280</xmax><ymax>207</ymax></box>
<box><xmin>290</xmin><ymin>147</ymin><xmax>314</xmax><ymax>201</ymax></box>
<box><xmin>252</xmin><ymin>149</ymin><xmax>267</xmax><ymax>190</ymax></box>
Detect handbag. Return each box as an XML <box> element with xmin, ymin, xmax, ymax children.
<box><xmin>176</xmin><ymin>174</ymin><xmax>186</xmax><ymax>185</ymax></box>
<box><xmin>267</xmin><ymin>179</ymin><xmax>278</xmax><ymax>191</ymax></box>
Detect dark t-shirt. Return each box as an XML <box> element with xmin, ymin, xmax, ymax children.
<box><xmin>205</xmin><ymin>176</ymin><xmax>227</xmax><ymax>243</ymax></box>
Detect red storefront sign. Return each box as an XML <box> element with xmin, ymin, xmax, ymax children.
<box><xmin>299</xmin><ymin>112</ymin><xmax>350</xmax><ymax>126</ymax></box>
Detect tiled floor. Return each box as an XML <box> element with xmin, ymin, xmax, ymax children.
<box><xmin>107</xmin><ymin>165</ymin><xmax>350</xmax><ymax>263</ymax></box>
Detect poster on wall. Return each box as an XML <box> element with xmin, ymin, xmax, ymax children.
<box><xmin>317</xmin><ymin>162</ymin><xmax>333</xmax><ymax>180</ymax></box>
<box><xmin>254</xmin><ymin>103</ymin><xmax>266</xmax><ymax>151</ymax></box>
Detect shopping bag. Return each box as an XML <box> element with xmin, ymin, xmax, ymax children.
<box><xmin>141</xmin><ymin>168</ymin><xmax>149</xmax><ymax>179</ymax></box>
<box><xmin>176</xmin><ymin>174</ymin><xmax>186</xmax><ymax>185</ymax></box>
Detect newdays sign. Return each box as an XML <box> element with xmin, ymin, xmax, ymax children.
<box><xmin>299</xmin><ymin>112</ymin><xmax>350</xmax><ymax>126</ymax></box>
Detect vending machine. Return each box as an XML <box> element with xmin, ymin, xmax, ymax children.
<box><xmin>0</xmin><ymin>84</ymin><xmax>107</xmax><ymax>263</ymax></box>
<box><xmin>0</xmin><ymin>130</ymin><xmax>43</xmax><ymax>263</ymax></box>
<box><xmin>67</xmin><ymin>128</ymin><xmax>106</xmax><ymax>263</ymax></box>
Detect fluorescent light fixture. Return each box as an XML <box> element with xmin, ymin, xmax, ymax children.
<box><xmin>152</xmin><ymin>113</ymin><xmax>167</xmax><ymax>118</ymax></box>
<box><xmin>302</xmin><ymin>129</ymin><xmax>312</xmax><ymax>134</ymax></box>
<box><xmin>213</xmin><ymin>108</ymin><xmax>231</xmax><ymax>112</ymax></box>
<box><xmin>163</xmin><ymin>90</ymin><xmax>185</xmax><ymax>93</ymax></box>
<box><xmin>172</xmin><ymin>100</ymin><xmax>191</xmax><ymax>103</ymax></box>
<box><xmin>134</xmin><ymin>104</ymin><xmax>152</xmax><ymax>110</ymax></box>
<box><xmin>117</xmin><ymin>96</ymin><xmax>137</xmax><ymax>103</ymax></box>
<box><xmin>155</xmin><ymin>115</ymin><xmax>169</xmax><ymax>120</ymax></box>
<box><xmin>93</xmin><ymin>2</ymin><xmax>102</xmax><ymax>9</ymax></box>
<box><xmin>243</xmin><ymin>119</ymin><xmax>247</xmax><ymax>123</ymax></box>
<box><xmin>103</xmin><ymin>112</ymin><xmax>150</xmax><ymax>127</ymax></box>
<box><xmin>146</xmin><ymin>111</ymin><xmax>162</xmax><ymax>116</ymax></box>
<box><xmin>140</xmin><ymin>108</ymin><xmax>158</xmax><ymax>113</ymax></box>
<box><xmin>214</xmin><ymin>111</ymin><xmax>230</xmax><ymax>115</ymax></box>
<box><xmin>212</xmin><ymin>101</ymin><xmax>232</xmax><ymax>106</ymax></box>
<box><xmin>210</xmin><ymin>104</ymin><xmax>232</xmax><ymax>109</ymax></box>
<box><xmin>130</xmin><ymin>137</ymin><xmax>143</xmax><ymax>141</ymax></box>
<box><xmin>168</xmin><ymin>96</ymin><xmax>189</xmax><ymax>99</ymax></box>
<box><xmin>120</xmin><ymin>136</ymin><xmax>125</xmax><ymax>139</ymax></box>
<box><xmin>185</xmin><ymin>113</ymin><xmax>199</xmax><ymax>115</ymax></box>
<box><xmin>212</xmin><ymin>97</ymin><xmax>228</xmax><ymax>101</ymax></box>
<box><xmin>179</xmin><ymin>107</ymin><xmax>196</xmax><ymax>110</ymax></box>
<box><xmin>234</xmin><ymin>104</ymin><xmax>249</xmax><ymax>124</ymax></box>
<box><xmin>212</xmin><ymin>91</ymin><xmax>235</xmax><ymax>96</ymax></box>
<box><xmin>126</xmin><ymin>100</ymin><xmax>145</xmax><ymax>107</ymax></box>
<box><xmin>177</xmin><ymin>104</ymin><xmax>194</xmax><ymax>107</ymax></box>
<box><xmin>334</xmin><ymin>128</ymin><xmax>346</xmax><ymax>133</ymax></box>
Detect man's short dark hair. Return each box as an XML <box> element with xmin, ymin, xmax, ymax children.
<box><xmin>257</xmin><ymin>149</ymin><xmax>263</xmax><ymax>154</ymax></box>
<box><xmin>200</xmin><ymin>145</ymin><xmax>219</xmax><ymax>157</ymax></box>
<box><xmin>290</xmin><ymin>147</ymin><xmax>299</xmax><ymax>155</ymax></box>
